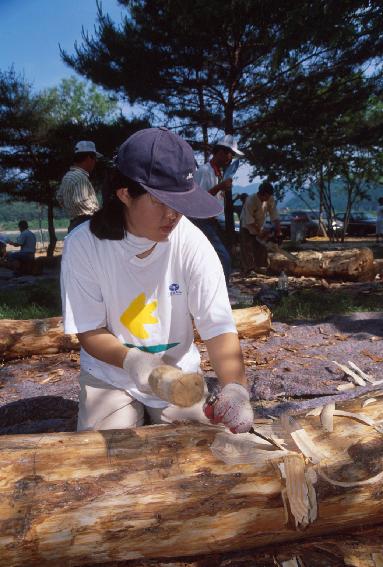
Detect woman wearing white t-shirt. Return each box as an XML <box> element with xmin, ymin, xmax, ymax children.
<box><xmin>61</xmin><ymin>127</ymin><xmax>253</xmax><ymax>433</ymax></box>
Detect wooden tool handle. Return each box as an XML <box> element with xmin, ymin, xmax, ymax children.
<box><xmin>148</xmin><ymin>365</ymin><xmax>205</xmax><ymax>407</ymax></box>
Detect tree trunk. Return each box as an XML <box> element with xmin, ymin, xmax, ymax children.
<box><xmin>0</xmin><ymin>307</ymin><xmax>271</xmax><ymax>361</ymax></box>
<box><xmin>46</xmin><ymin>197</ymin><xmax>57</xmax><ymax>258</ymax></box>
<box><xmin>0</xmin><ymin>391</ymin><xmax>382</xmax><ymax>566</ymax></box>
<box><xmin>269</xmin><ymin>247</ymin><xmax>376</xmax><ymax>281</ymax></box>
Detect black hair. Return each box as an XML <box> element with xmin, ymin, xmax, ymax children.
<box><xmin>258</xmin><ymin>181</ymin><xmax>274</xmax><ymax>195</ymax></box>
<box><xmin>212</xmin><ymin>145</ymin><xmax>232</xmax><ymax>155</ymax></box>
<box><xmin>73</xmin><ymin>152</ymin><xmax>96</xmax><ymax>164</ymax></box>
<box><xmin>90</xmin><ymin>169</ymin><xmax>147</xmax><ymax>240</ymax></box>
<box><xmin>18</xmin><ymin>220</ymin><xmax>28</xmax><ymax>230</ymax></box>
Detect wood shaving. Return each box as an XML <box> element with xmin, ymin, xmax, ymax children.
<box><xmin>362</xmin><ymin>398</ymin><xmax>378</xmax><ymax>408</ymax></box>
<box><xmin>321</xmin><ymin>403</ymin><xmax>335</xmax><ymax>432</ymax></box>
<box><xmin>318</xmin><ymin>468</ymin><xmax>383</xmax><ymax>488</ymax></box>
<box><xmin>334</xmin><ymin>334</ymin><xmax>349</xmax><ymax>341</ymax></box>
<box><xmin>360</xmin><ymin>350</ymin><xmax>383</xmax><ymax>363</ymax></box>
<box><xmin>305</xmin><ymin>406</ymin><xmax>323</xmax><ymax>417</ymax></box>
<box><xmin>281</xmin><ymin>414</ymin><xmax>327</xmax><ymax>464</ymax></box>
<box><xmin>210</xmin><ymin>431</ymin><xmax>289</xmax><ymax>465</ymax></box>
<box><xmin>347</xmin><ymin>361</ymin><xmax>375</xmax><ymax>383</ymax></box>
<box><xmin>337</xmin><ymin>383</ymin><xmax>355</xmax><ymax>391</ymax></box>
<box><xmin>332</xmin><ymin>361</ymin><xmax>366</xmax><ymax>386</ymax></box>
<box><xmin>333</xmin><ymin>409</ymin><xmax>383</xmax><ymax>433</ymax></box>
<box><xmin>279</xmin><ymin>453</ymin><xmax>317</xmax><ymax>529</ymax></box>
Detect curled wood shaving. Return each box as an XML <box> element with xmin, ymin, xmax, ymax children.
<box><xmin>321</xmin><ymin>403</ymin><xmax>335</xmax><ymax>432</ymax></box>
<box><xmin>333</xmin><ymin>409</ymin><xmax>383</xmax><ymax>433</ymax></box>
<box><xmin>332</xmin><ymin>361</ymin><xmax>366</xmax><ymax>386</ymax></box>
<box><xmin>362</xmin><ymin>397</ymin><xmax>378</xmax><ymax>408</ymax></box>
<box><xmin>347</xmin><ymin>361</ymin><xmax>375</xmax><ymax>383</ymax></box>
<box><xmin>210</xmin><ymin>431</ymin><xmax>289</xmax><ymax>465</ymax></box>
<box><xmin>318</xmin><ymin>468</ymin><xmax>383</xmax><ymax>488</ymax></box>
<box><xmin>279</xmin><ymin>453</ymin><xmax>317</xmax><ymax>529</ymax></box>
<box><xmin>281</xmin><ymin>414</ymin><xmax>327</xmax><ymax>464</ymax></box>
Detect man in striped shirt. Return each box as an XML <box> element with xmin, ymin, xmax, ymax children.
<box><xmin>57</xmin><ymin>141</ymin><xmax>102</xmax><ymax>233</ymax></box>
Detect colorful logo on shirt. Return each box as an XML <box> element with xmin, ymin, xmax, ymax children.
<box><xmin>169</xmin><ymin>282</ymin><xmax>182</xmax><ymax>296</ymax></box>
<box><xmin>120</xmin><ymin>292</ymin><xmax>179</xmax><ymax>353</ymax></box>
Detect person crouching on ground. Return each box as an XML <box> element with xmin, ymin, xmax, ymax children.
<box><xmin>240</xmin><ymin>181</ymin><xmax>281</xmax><ymax>275</ymax></box>
<box><xmin>60</xmin><ymin>127</ymin><xmax>253</xmax><ymax>433</ymax></box>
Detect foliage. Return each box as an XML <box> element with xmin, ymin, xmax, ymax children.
<box><xmin>62</xmin><ymin>0</ymin><xmax>383</xmax><ymax>242</ymax></box>
<box><xmin>0</xmin><ymin>69</ymin><xmax>149</xmax><ymax>255</ymax></box>
<box><xmin>42</xmin><ymin>76</ymin><xmax>119</xmax><ymax>125</ymax></box>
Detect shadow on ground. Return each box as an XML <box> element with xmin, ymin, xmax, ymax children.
<box><xmin>0</xmin><ymin>395</ymin><xmax>77</xmax><ymax>434</ymax></box>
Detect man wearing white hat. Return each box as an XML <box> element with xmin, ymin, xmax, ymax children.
<box><xmin>191</xmin><ymin>135</ymin><xmax>244</xmax><ymax>284</ymax></box>
<box><xmin>57</xmin><ymin>141</ymin><xmax>102</xmax><ymax>233</ymax></box>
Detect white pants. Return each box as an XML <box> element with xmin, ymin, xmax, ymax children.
<box><xmin>77</xmin><ymin>369</ymin><xmax>209</xmax><ymax>431</ymax></box>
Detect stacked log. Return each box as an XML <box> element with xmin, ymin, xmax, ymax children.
<box><xmin>269</xmin><ymin>248</ymin><xmax>376</xmax><ymax>281</ymax></box>
<box><xmin>0</xmin><ymin>390</ymin><xmax>382</xmax><ymax>566</ymax></box>
<box><xmin>0</xmin><ymin>306</ymin><xmax>271</xmax><ymax>361</ymax></box>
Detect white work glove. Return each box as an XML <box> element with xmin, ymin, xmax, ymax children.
<box><xmin>204</xmin><ymin>383</ymin><xmax>254</xmax><ymax>433</ymax></box>
<box><xmin>123</xmin><ymin>349</ymin><xmax>163</xmax><ymax>394</ymax></box>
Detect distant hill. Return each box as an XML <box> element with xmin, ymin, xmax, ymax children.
<box><xmin>234</xmin><ymin>180</ymin><xmax>383</xmax><ymax>212</ymax></box>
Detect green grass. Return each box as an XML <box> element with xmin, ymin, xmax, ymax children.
<box><xmin>1</xmin><ymin>278</ymin><xmax>382</xmax><ymax>322</ymax></box>
<box><xmin>0</xmin><ymin>281</ymin><xmax>62</xmax><ymax>319</ymax></box>
<box><xmin>269</xmin><ymin>288</ymin><xmax>383</xmax><ymax>322</ymax></box>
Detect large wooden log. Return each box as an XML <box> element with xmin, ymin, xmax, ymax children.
<box><xmin>269</xmin><ymin>247</ymin><xmax>376</xmax><ymax>281</ymax></box>
<box><xmin>1</xmin><ymin>390</ymin><xmax>383</xmax><ymax>566</ymax></box>
<box><xmin>0</xmin><ymin>307</ymin><xmax>271</xmax><ymax>361</ymax></box>
<box><xmin>92</xmin><ymin>525</ymin><xmax>383</xmax><ymax>566</ymax></box>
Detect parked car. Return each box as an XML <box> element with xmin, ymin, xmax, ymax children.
<box><xmin>289</xmin><ymin>210</ymin><xmax>344</xmax><ymax>238</ymax></box>
<box><xmin>335</xmin><ymin>211</ymin><xmax>377</xmax><ymax>236</ymax></box>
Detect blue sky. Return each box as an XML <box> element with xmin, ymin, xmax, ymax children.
<box><xmin>0</xmin><ymin>0</ymin><xmax>252</xmax><ymax>186</ymax></box>
<box><xmin>0</xmin><ymin>0</ymin><xmax>123</xmax><ymax>90</ymax></box>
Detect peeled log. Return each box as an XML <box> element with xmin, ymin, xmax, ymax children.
<box><xmin>269</xmin><ymin>247</ymin><xmax>376</xmax><ymax>281</ymax></box>
<box><xmin>1</xmin><ymin>390</ymin><xmax>383</xmax><ymax>566</ymax></box>
<box><xmin>104</xmin><ymin>525</ymin><xmax>383</xmax><ymax>566</ymax></box>
<box><xmin>0</xmin><ymin>317</ymin><xmax>78</xmax><ymax>361</ymax></box>
<box><xmin>0</xmin><ymin>307</ymin><xmax>271</xmax><ymax>361</ymax></box>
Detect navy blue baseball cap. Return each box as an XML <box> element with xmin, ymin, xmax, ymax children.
<box><xmin>116</xmin><ymin>127</ymin><xmax>223</xmax><ymax>218</ymax></box>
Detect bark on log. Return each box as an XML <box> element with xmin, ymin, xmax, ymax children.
<box><xmin>269</xmin><ymin>247</ymin><xmax>376</xmax><ymax>281</ymax></box>
<box><xmin>1</xmin><ymin>390</ymin><xmax>383</xmax><ymax>566</ymax></box>
<box><xmin>0</xmin><ymin>307</ymin><xmax>271</xmax><ymax>361</ymax></box>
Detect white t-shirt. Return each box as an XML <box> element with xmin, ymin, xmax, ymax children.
<box><xmin>195</xmin><ymin>161</ymin><xmax>224</xmax><ymax>212</ymax></box>
<box><xmin>61</xmin><ymin>217</ymin><xmax>236</xmax><ymax>407</ymax></box>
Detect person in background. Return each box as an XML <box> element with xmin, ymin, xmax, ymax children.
<box><xmin>240</xmin><ymin>181</ymin><xmax>281</xmax><ymax>274</ymax></box>
<box><xmin>57</xmin><ymin>141</ymin><xmax>102</xmax><ymax>233</ymax></box>
<box><xmin>190</xmin><ymin>135</ymin><xmax>244</xmax><ymax>284</ymax></box>
<box><xmin>376</xmin><ymin>197</ymin><xmax>383</xmax><ymax>245</ymax></box>
<box><xmin>6</xmin><ymin>220</ymin><xmax>36</xmax><ymax>273</ymax></box>
<box><xmin>60</xmin><ymin>127</ymin><xmax>253</xmax><ymax>434</ymax></box>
